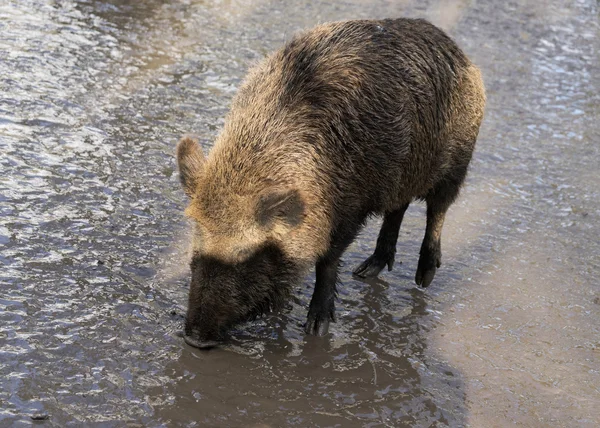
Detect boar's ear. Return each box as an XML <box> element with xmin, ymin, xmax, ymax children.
<box><xmin>176</xmin><ymin>136</ymin><xmax>205</xmax><ymax>197</ymax></box>
<box><xmin>256</xmin><ymin>188</ymin><xmax>305</xmax><ymax>228</ymax></box>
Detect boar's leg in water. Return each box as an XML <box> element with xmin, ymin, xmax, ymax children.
<box><xmin>305</xmin><ymin>257</ymin><xmax>338</xmax><ymax>336</ymax></box>
<box><xmin>305</xmin><ymin>218</ymin><xmax>364</xmax><ymax>335</ymax></box>
<box><xmin>416</xmin><ymin>163</ymin><xmax>469</xmax><ymax>287</ymax></box>
<box><xmin>353</xmin><ymin>203</ymin><xmax>411</xmax><ymax>278</ymax></box>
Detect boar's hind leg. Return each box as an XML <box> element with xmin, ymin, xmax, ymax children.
<box><xmin>353</xmin><ymin>203</ymin><xmax>410</xmax><ymax>278</ymax></box>
<box><xmin>416</xmin><ymin>165</ymin><xmax>468</xmax><ymax>287</ymax></box>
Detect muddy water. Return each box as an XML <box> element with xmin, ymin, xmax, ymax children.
<box><xmin>1</xmin><ymin>0</ymin><xmax>598</xmax><ymax>426</ymax></box>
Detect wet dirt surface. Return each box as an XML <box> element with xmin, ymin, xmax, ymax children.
<box><xmin>1</xmin><ymin>0</ymin><xmax>599</xmax><ymax>426</ymax></box>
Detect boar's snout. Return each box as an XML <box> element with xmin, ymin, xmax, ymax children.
<box><xmin>183</xmin><ymin>319</ymin><xmax>223</xmax><ymax>349</ymax></box>
<box><xmin>181</xmin><ymin>247</ymin><xmax>300</xmax><ymax>348</ymax></box>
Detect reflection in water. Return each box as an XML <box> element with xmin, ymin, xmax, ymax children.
<box><xmin>150</xmin><ymin>283</ymin><xmax>465</xmax><ymax>427</ymax></box>
<box><xmin>0</xmin><ymin>0</ymin><xmax>598</xmax><ymax>425</ymax></box>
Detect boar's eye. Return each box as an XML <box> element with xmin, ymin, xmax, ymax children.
<box><xmin>256</xmin><ymin>188</ymin><xmax>305</xmax><ymax>228</ymax></box>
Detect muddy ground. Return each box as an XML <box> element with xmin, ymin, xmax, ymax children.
<box><xmin>1</xmin><ymin>0</ymin><xmax>599</xmax><ymax>426</ymax></box>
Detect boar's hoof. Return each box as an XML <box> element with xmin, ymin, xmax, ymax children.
<box><xmin>304</xmin><ymin>316</ymin><xmax>330</xmax><ymax>336</ymax></box>
<box><xmin>305</xmin><ymin>307</ymin><xmax>334</xmax><ymax>336</ymax></box>
<box><xmin>415</xmin><ymin>253</ymin><xmax>441</xmax><ymax>288</ymax></box>
<box><xmin>183</xmin><ymin>334</ymin><xmax>220</xmax><ymax>350</ymax></box>
<box><xmin>353</xmin><ymin>252</ymin><xmax>395</xmax><ymax>278</ymax></box>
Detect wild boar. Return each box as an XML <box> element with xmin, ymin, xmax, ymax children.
<box><xmin>177</xmin><ymin>18</ymin><xmax>485</xmax><ymax>348</ymax></box>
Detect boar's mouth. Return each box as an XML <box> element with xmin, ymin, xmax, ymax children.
<box><xmin>183</xmin><ymin>334</ymin><xmax>220</xmax><ymax>349</ymax></box>
<box><xmin>182</xmin><ymin>320</ymin><xmax>229</xmax><ymax>349</ymax></box>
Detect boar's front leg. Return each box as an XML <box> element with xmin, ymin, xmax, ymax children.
<box><xmin>306</xmin><ymin>219</ymin><xmax>363</xmax><ymax>336</ymax></box>
<box><xmin>305</xmin><ymin>257</ymin><xmax>338</xmax><ymax>336</ymax></box>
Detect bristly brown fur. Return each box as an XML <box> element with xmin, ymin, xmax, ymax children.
<box><xmin>177</xmin><ymin>18</ymin><xmax>486</xmax><ymax>344</ymax></box>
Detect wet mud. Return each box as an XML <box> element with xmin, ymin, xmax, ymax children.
<box><xmin>1</xmin><ymin>0</ymin><xmax>599</xmax><ymax>426</ymax></box>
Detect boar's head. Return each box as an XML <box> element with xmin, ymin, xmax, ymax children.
<box><xmin>176</xmin><ymin>136</ymin><xmax>312</xmax><ymax>348</ymax></box>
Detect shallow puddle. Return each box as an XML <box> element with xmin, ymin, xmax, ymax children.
<box><xmin>1</xmin><ymin>0</ymin><xmax>599</xmax><ymax>426</ymax></box>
